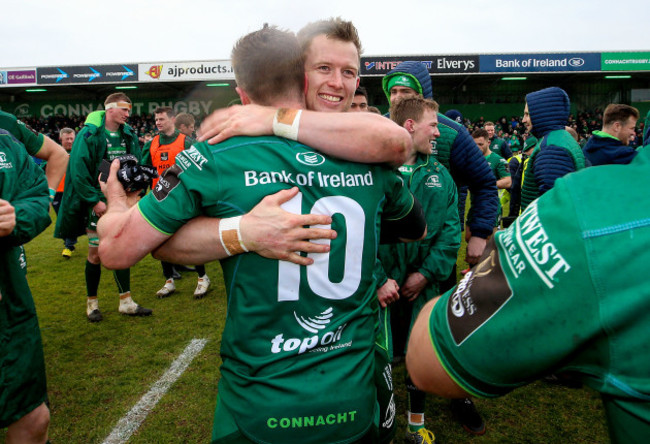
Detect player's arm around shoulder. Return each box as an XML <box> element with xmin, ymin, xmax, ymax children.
<box><xmin>98</xmin><ymin>160</ymin><xmax>169</xmax><ymax>269</ymax></box>
<box><xmin>297</xmin><ymin>111</ymin><xmax>411</xmax><ymax>167</ymax></box>
<box><xmin>198</xmin><ymin>104</ymin><xmax>411</xmax><ymax>167</ymax></box>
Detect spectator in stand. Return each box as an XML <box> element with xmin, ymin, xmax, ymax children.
<box><xmin>510</xmin><ymin>116</ymin><xmax>519</xmax><ymax>131</ymax></box>
<box><xmin>583</xmin><ymin>104</ymin><xmax>639</xmax><ymax>166</ymax></box>
<box><xmin>508</xmin><ymin>131</ymin><xmax>522</xmax><ymax>153</ymax></box>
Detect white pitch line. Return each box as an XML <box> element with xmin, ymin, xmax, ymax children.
<box><xmin>102</xmin><ymin>338</ymin><xmax>208</xmax><ymax>444</ymax></box>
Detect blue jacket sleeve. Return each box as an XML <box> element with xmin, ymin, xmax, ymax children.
<box><xmin>449</xmin><ymin>129</ymin><xmax>498</xmax><ymax>239</ymax></box>
<box><xmin>534</xmin><ymin>145</ymin><xmax>577</xmax><ymax>195</ymax></box>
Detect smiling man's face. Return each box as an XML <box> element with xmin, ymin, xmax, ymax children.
<box><xmin>303</xmin><ymin>34</ymin><xmax>360</xmax><ymax>113</ymax></box>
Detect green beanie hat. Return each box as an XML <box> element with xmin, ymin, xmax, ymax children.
<box><xmin>524</xmin><ymin>136</ymin><xmax>538</xmax><ymax>151</ymax></box>
<box><xmin>382</xmin><ymin>74</ymin><xmax>422</xmax><ymax>103</ymax></box>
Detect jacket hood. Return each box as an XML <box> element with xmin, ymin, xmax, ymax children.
<box><xmin>525</xmin><ymin>87</ymin><xmax>570</xmax><ymax>138</ymax></box>
<box><xmin>382</xmin><ymin>61</ymin><xmax>433</xmax><ymax>103</ymax></box>
<box><xmin>83</xmin><ymin>110</ymin><xmax>134</xmax><ymax>135</ymax></box>
<box><xmin>84</xmin><ymin>110</ymin><xmax>105</xmax><ymax>127</ymax></box>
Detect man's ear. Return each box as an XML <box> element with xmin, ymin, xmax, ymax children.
<box><xmin>404</xmin><ymin>119</ymin><xmax>415</xmax><ymax>133</ymax></box>
<box><xmin>236</xmin><ymin>86</ymin><xmax>251</xmax><ymax>105</ymax></box>
<box><xmin>355</xmin><ymin>76</ymin><xmax>360</xmax><ymax>89</ymax></box>
<box><xmin>304</xmin><ymin>73</ymin><xmax>309</xmax><ymax>97</ymax></box>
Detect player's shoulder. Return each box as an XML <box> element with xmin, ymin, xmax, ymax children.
<box><xmin>0</xmin><ymin>130</ymin><xmax>27</xmax><ymax>160</ymax></box>
<box><xmin>428</xmin><ymin>158</ymin><xmax>453</xmax><ymax>179</ymax></box>
<box><xmin>0</xmin><ymin>109</ymin><xmax>18</xmax><ymax>129</ymax></box>
<box><xmin>175</xmin><ymin>141</ymin><xmax>214</xmax><ymax>172</ymax></box>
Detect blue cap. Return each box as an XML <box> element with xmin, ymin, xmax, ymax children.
<box><xmin>445</xmin><ymin>109</ymin><xmax>464</xmax><ymax>126</ymax></box>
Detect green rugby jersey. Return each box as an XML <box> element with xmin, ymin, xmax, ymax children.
<box><xmin>429</xmin><ymin>147</ymin><xmax>650</xmax><ymax>443</ymax></box>
<box><xmin>104</xmin><ymin>129</ymin><xmax>127</xmax><ymax>160</ymax></box>
<box><xmin>138</xmin><ymin>135</ymin><xmax>416</xmax><ymax>443</ymax></box>
<box><xmin>485</xmin><ymin>151</ymin><xmax>509</xmax><ymax>180</ymax></box>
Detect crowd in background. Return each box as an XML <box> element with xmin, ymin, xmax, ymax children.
<box><xmin>22</xmin><ymin>107</ymin><xmax>647</xmax><ymax>152</ymax></box>
<box><xmin>453</xmin><ymin>108</ymin><xmax>646</xmax><ymax>149</ymax></box>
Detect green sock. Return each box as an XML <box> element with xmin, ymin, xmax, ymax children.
<box><xmin>85</xmin><ymin>260</ymin><xmax>101</xmax><ymax>296</ymax></box>
<box><xmin>113</xmin><ymin>268</ymin><xmax>131</xmax><ymax>294</ymax></box>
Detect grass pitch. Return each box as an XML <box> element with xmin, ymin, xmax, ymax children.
<box><xmin>0</xmin><ymin>213</ymin><xmax>608</xmax><ymax>443</ymax></box>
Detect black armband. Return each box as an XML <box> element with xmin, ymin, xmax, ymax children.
<box><xmin>380</xmin><ymin>196</ymin><xmax>426</xmax><ymax>244</ymax></box>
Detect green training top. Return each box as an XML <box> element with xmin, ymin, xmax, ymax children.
<box><xmin>429</xmin><ymin>147</ymin><xmax>650</xmax><ymax>443</ymax></box>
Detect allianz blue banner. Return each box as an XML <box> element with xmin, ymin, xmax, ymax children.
<box><xmin>480</xmin><ymin>53</ymin><xmax>600</xmax><ymax>73</ymax></box>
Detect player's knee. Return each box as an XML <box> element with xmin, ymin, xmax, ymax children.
<box><xmin>29</xmin><ymin>404</ymin><xmax>50</xmax><ymax>439</ymax></box>
<box><xmin>8</xmin><ymin>403</ymin><xmax>50</xmax><ymax>443</ymax></box>
<box><xmin>87</xmin><ymin>247</ymin><xmax>100</xmax><ymax>264</ymax></box>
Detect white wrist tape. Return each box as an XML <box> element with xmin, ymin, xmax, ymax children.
<box><xmin>272</xmin><ymin>108</ymin><xmax>302</xmax><ymax>141</ymax></box>
<box><xmin>219</xmin><ymin>216</ymin><xmax>249</xmax><ymax>256</ymax></box>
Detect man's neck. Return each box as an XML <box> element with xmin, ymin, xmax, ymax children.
<box><xmin>599</xmin><ymin>127</ymin><xmax>621</xmax><ymax>140</ymax></box>
<box><xmin>265</xmin><ymin>99</ymin><xmax>305</xmax><ymax>109</ymax></box>
<box><xmin>404</xmin><ymin>151</ymin><xmax>418</xmax><ymax>166</ymax></box>
<box><xmin>105</xmin><ymin>120</ymin><xmax>120</xmax><ymax>132</ymax></box>
<box><xmin>163</xmin><ymin>128</ymin><xmax>176</xmax><ymax>137</ymax></box>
